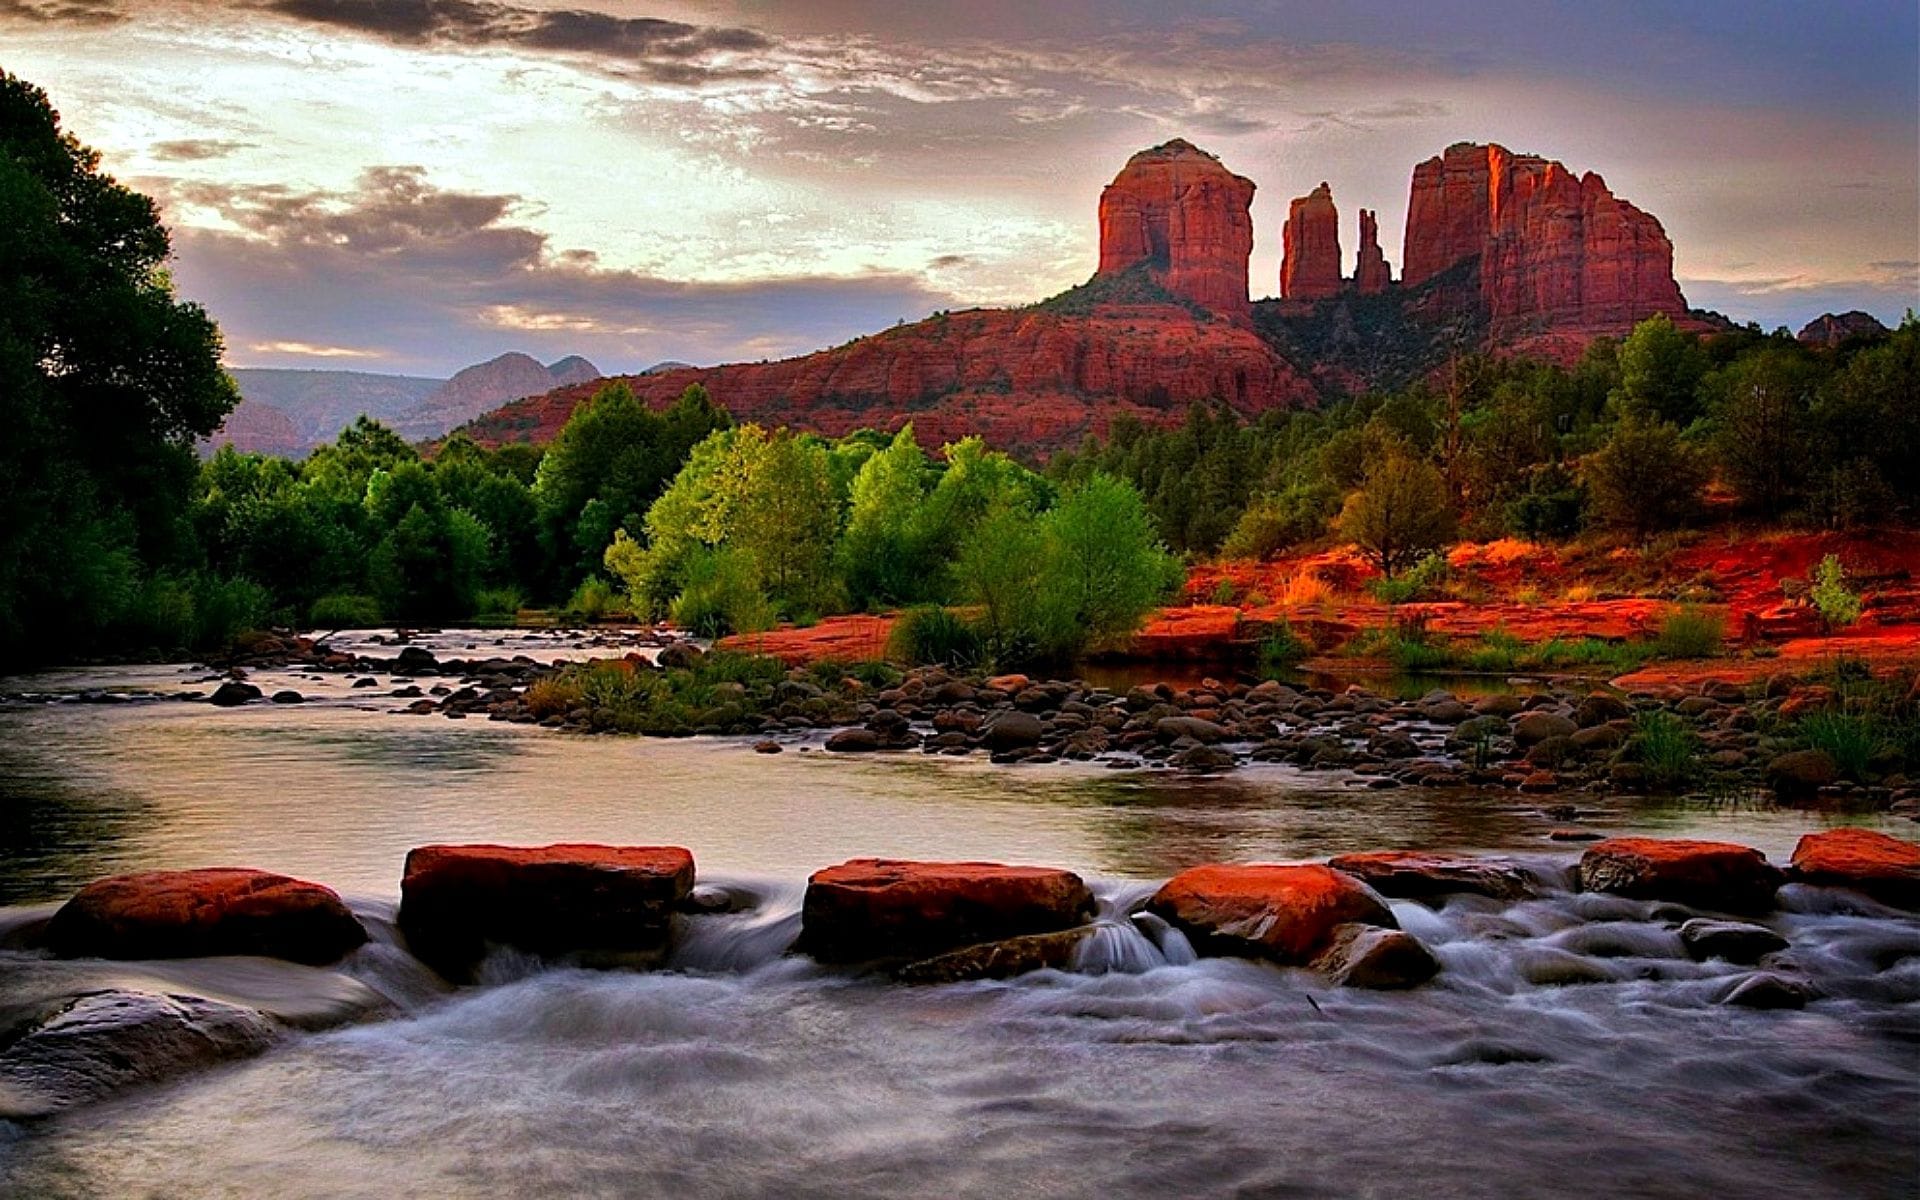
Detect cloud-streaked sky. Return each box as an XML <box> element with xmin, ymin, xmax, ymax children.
<box><xmin>4</xmin><ymin>0</ymin><xmax>1915</xmax><ymax>375</ymax></box>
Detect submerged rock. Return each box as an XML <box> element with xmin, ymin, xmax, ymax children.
<box><xmin>1719</xmin><ymin>972</ymin><xmax>1819</xmax><ymax>1010</ymax></box>
<box><xmin>797</xmin><ymin>859</ymin><xmax>1095</xmax><ymax>965</ymax></box>
<box><xmin>46</xmin><ymin>868</ymin><xmax>367</xmax><ymax>965</ymax></box>
<box><xmin>1789</xmin><ymin>828</ymin><xmax>1920</xmax><ymax>909</ymax></box>
<box><xmin>1147</xmin><ymin>864</ymin><xmax>1397</xmax><ymax>965</ymax></box>
<box><xmin>1329</xmin><ymin>851</ymin><xmax>1533</xmax><ymax>901</ymax></box>
<box><xmin>894</xmin><ymin>928</ymin><xmax>1091</xmax><ymax>984</ymax></box>
<box><xmin>1311</xmin><ymin>923</ymin><xmax>1440</xmax><ymax>989</ymax></box>
<box><xmin>207</xmin><ymin>681</ymin><xmax>262</xmax><ymax>707</ymax></box>
<box><xmin>1576</xmin><ymin>838</ymin><xmax>1784</xmax><ymax>914</ymax></box>
<box><xmin>398</xmin><ymin>843</ymin><xmax>695</xmax><ymax>980</ymax></box>
<box><xmin>0</xmin><ymin>989</ymin><xmax>276</xmax><ymax>1120</ymax></box>
<box><xmin>1679</xmin><ymin>918</ymin><xmax>1789</xmax><ymax>964</ymax></box>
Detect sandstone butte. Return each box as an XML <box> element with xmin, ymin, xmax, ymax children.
<box><xmin>1280</xmin><ymin>182</ymin><xmax>1342</xmax><ymax>301</ymax></box>
<box><xmin>1401</xmin><ymin>141</ymin><xmax>1693</xmax><ymax>334</ymax></box>
<box><xmin>462</xmin><ymin>138</ymin><xmax>1704</xmax><ymax>452</ymax></box>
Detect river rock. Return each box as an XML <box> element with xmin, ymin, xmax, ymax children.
<box><xmin>45</xmin><ymin>868</ymin><xmax>367</xmax><ymax>965</ymax></box>
<box><xmin>1679</xmin><ymin>918</ymin><xmax>1789</xmax><ymax>964</ymax></box>
<box><xmin>894</xmin><ymin>928</ymin><xmax>1091</xmax><ymax>984</ymax></box>
<box><xmin>398</xmin><ymin>843</ymin><xmax>695</xmax><ymax>979</ymax></box>
<box><xmin>1766</xmin><ymin>749</ymin><xmax>1840</xmax><ymax>799</ymax></box>
<box><xmin>1789</xmin><ymin>828</ymin><xmax>1920</xmax><ymax>908</ymax></box>
<box><xmin>0</xmin><ymin>989</ymin><xmax>277</xmax><ymax>1120</ymax></box>
<box><xmin>1719</xmin><ymin>972</ymin><xmax>1818</xmax><ymax>1010</ymax></box>
<box><xmin>824</xmin><ymin>728</ymin><xmax>883</xmax><ymax>753</ymax></box>
<box><xmin>1512</xmin><ymin>712</ymin><xmax>1578</xmax><ymax>747</ymax></box>
<box><xmin>1156</xmin><ymin>716</ymin><xmax>1228</xmax><ymax>744</ymax></box>
<box><xmin>1577</xmin><ymin>838</ymin><xmax>1784</xmax><ymax>914</ymax></box>
<box><xmin>1311</xmin><ymin>923</ymin><xmax>1440</xmax><ymax>989</ymax></box>
<box><xmin>208</xmin><ymin>681</ymin><xmax>262</xmax><ymax>707</ymax></box>
<box><xmin>798</xmin><ymin>859</ymin><xmax>1096</xmax><ymax>965</ymax></box>
<box><xmin>1327</xmin><ymin>851</ymin><xmax>1533</xmax><ymax>901</ymax></box>
<box><xmin>1147</xmin><ymin>864</ymin><xmax>1397</xmax><ymax>964</ymax></box>
<box><xmin>983</xmin><ymin>711</ymin><xmax>1045</xmax><ymax>751</ymax></box>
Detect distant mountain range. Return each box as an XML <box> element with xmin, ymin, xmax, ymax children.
<box><xmin>207</xmin><ymin>352</ymin><xmax>604</xmax><ymax>456</ymax></box>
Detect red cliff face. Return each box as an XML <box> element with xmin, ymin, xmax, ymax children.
<box><xmin>1354</xmin><ymin>208</ymin><xmax>1391</xmax><ymax>294</ymax></box>
<box><xmin>463</xmin><ymin>305</ymin><xmax>1318</xmax><ymax>455</ymax></box>
<box><xmin>1401</xmin><ymin>142</ymin><xmax>1687</xmax><ymax>329</ymax></box>
<box><xmin>1098</xmin><ymin>139</ymin><xmax>1255</xmax><ymax>319</ymax></box>
<box><xmin>1280</xmin><ymin>182</ymin><xmax>1342</xmax><ymax>301</ymax></box>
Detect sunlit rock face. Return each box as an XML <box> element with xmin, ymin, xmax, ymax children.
<box><xmin>1097</xmin><ymin>139</ymin><xmax>1256</xmax><ymax>319</ymax></box>
<box><xmin>1280</xmin><ymin>182</ymin><xmax>1342</xmax><ymax>301</ymax></box>
<box><xmin>1401</xmin><ymin>142</ymin><xmax>1688</xmax><ymax>328</ymax></box>
<box><xmin>1354</xmin><ymin>208</ymin><xmax>1392</xmax><ymax>294</ymax></box>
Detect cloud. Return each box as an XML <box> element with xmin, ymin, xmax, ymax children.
<box><xmin>0</xmin><ymin>0</ymin><xmax>122</xmax><ymax>23</ymax></box>
<box><xmin>257</xmin><ymin>0</ymin><xmax>775</xmax><ymax>85</ymax></box>
<box><xmin>150</xmin><ymin>138</ymin><xmax>254</xmax><ymax>162</ymax></box>
<box><xmin>159</xmin><ymin>167</ymin><xmax>951</xmax><ymax>373</ymax></box>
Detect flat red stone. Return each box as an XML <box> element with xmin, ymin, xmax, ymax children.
<box><xmin>1578</xmin><ymin>838</ymin><xmax>1783</xmax><ymax>913</ymax></box>
<box><xmin>1148</xmin><ymin>864</ymin><xmax>1397</xmax><ymax>964</ymax></box>
<box><xmin>799</xmin><ymin>859</ymin><xmax>1094</xmax><ymax>964</ymax></box>
<box><xmin>1790</xmin><ymin>828</ymin><xmax>1920</xmax><ymax>908</ymax></box>
<box><xmin>46</xmin><ymin>867</ymin><xmax>366</xmax><ymax>965</ymax></box>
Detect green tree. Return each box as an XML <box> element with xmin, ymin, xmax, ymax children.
<box><xmin>1581</xmin><ymin>413</ymin><xmax>1707</xmax><ymax>537</ymax></box>
<box><xmin>1337</xmin><ymin>452</ymin><xmax>1457</xmax><ymax>578</ymax></box>
<box><xmin>1614</xmin><ymin>313</ymin><xmax>1710</xmax><ymax>427</ymax></box>
<box><xmin>0</xmin><ymin>72</ymin><xmax>238</xmax><ymax>661</ymax></box>
<box><xmin>1706</xmin><ymin>347</ymin><xmax>1820</xmax><ymax>517</ymax></box>
<box><xmin>1044</xmin><ymin>473</ymin><xmax>1181</xmax><ymax>648</ymax></box>
<box><xmin>839</xmin><ymin>424</ymin><xmax>934</xmax><ymax>607</ymax></box>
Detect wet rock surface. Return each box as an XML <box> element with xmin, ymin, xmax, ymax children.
<box><xmin>798</xmin><ymin>859</ymin><xmax>1096</xmax><ymax>965</ymax></box>
<box><xmin>1577</xmin><ymin>838</ymin><xmax>1786</xmax><ymax>914</ymax></box>
<box><xmin>45</xmin><ymin>868</ymin><xmax>367</xmax><ymax>965</ymax></box>
<box><xmin>1790</xmin><ymin>827</ymin><xmax>1920</xmax><ymax>908</ymax></box>
<box><xmin>1147</xmin><ymin>863</ymin><xmax>1398</xmax><ymax>964</ymax></box>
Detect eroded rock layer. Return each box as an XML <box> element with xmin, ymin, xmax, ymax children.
<box><xmin>1280</xmin><ymin>182</ymin><xmax>1342</xmax><ymax>301</ymax></box>
<box><xmin>1097</xmin><ymin>139</ymin><xmax>1256</xmax><ymax>319</ymax></box>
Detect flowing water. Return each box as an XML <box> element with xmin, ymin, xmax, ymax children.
<box><xmin>1</xmin><ymin>638</ymin><xmax>1917</xmax><ymax>1198</ymax></box>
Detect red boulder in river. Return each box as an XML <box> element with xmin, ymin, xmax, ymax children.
<box><xmin>798</xmin><ymin>859</ymin><xmax>1096</xmax><ymax>964</ymax></box>
<box><xmin>46</xmin><ymin>867</ymin><xmax>367</xmax><ymax>965</ymax></box>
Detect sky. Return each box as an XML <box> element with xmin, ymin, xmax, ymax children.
<box><xmin>3</xmin><ymin>0</ymin><xmax>1916</xmax><ymax>377</ymax></box>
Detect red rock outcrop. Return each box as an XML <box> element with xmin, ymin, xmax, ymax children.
<box><xmin>1280</xmin><ymin>182</ymin><xmax>1342</xmax><ymax>301</ymax></box>
<box><xmin>1789</xmin><ymin>828</ymin><xmax>1920</xmax><ymax>908</ymax></box>
<box><xmin>1098</xmin><ymin>139</ymin><xmax>1255</xmax><ymax>318</ymax></box>
<box><xmin>398</xmin><ymin>843</ymin><xmax>694</xmax><ymax>978</ymax></box>
<box><xmin>1577</xmin><ymin>838</ymin><xmax>1784</xmax><ymax>913</ymax></box>
<box><xmin>1353</xmin><ymin>208</ymin><xmax>1391</xmax><ymax>294</ymax></box>
<box><xmin>797</xmin><ymin>858</ymin><xmax>1095</xmax><ymax>964</ymax></box>
<box><xmin>46</xmin><ymin>868</ymin><xmax>367</xmax><ymax>965</ymax></box>
<box><xmin>463</xmin><ymin>304</ymin><xmax>1318</xmax><ymax>454</ymax></box>
<box><xmin>1401</xmin><ymin>142</ymin><xmax>1688</xmax><ymax>330</ymax></box>
<box><xmin>1146</xmin><ymin>863</ymin><xmax>1397</xmax><ymax>963</ymax></box>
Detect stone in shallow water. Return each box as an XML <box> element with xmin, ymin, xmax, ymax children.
<box><xmin>1789</xmin><ymin>828</ymin><xmax>1920</xmax><ymax>909</ymax></box>
<box><xmin>894</xmin><ymin>928</ymin><xmax>1092</xmax><ymax>984</ymax></box>
<box><xmin>1719</xmin><ymin>972</ymin><xmax>1819</xmax><ymax>1010</ymax></box>
<box><xmin>1576</xmin><ymin>838</ymin><xmax>1784</xmax><ymax>915</ymax></box>
<box><xmin>1328</xmin><ymin>851</ymin><xmax>1533</xmax><ymax>901</ymax></box>
<box><xmin>797</xmin><ymin>859</ymin><xmax>1095</xmax><ymax>965</ymax></box>
<box><xmin>46</xmin><ymin>868</ymin><xmax>367</xmax><ymax>966</ymax></box>
<box><xmin>0</xmin><ymin>989</ymin><xmax>277</xmax><ymax>1120</ymax></box>
<box><xmin>1312</xmin><ymin>924</ymin><xmax>1440</xmax><ymax>989</ymax></box>
<box><xmin>398</xmin><ymin>843</ymin><xmax>694</xmax><ymax>980</ymax></box>
<box><xmin>1679</xmin><ymin>918</ymin><xmax>1789</xmax><ymax>964</ymax></box>
<box><xmin>1147</xmin><ymin>864</ymin><xmax>1396</xmax><ymax>965</ymax></box>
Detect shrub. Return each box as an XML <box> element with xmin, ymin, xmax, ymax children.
<box><xmin>1367</xmin><ymin>552</ymin><xmax>1450</xmax><ymax>604</ymax></box>
<box><xmin>475</xmin><ymin>586</ymin><xmax>524</xmax><ymax>618</ymax></box>
<box><xmin>1222</xmin><ymin>484</ymin><xmax>1336</xmax><ymax>559</ymax></box>
<box><xmin>668</xmin><ymin>547</ymin><xmax>774</xmax><ymax>638</ymax></box>
<box><xmin>119</xmin><ymin>572</ymin><xmax>271</xmax><ymax>651</ymax></box>
<box><xmin>1808</xmin><ymin>554</ymin><xmax>1862</xmax><ymax>629</ymax></box>
<box><xmin>888</xmin><ymin>605</ymin><xmax>984</xmax><ymax>668</ymax></box>
<box><xmin>310</xmin><ymin>592</ymin><xmax>383</xmax><ymax>630</ymax></box>
<box><xmin>567</xmin><ymin>578</ymin><xmax>619</xmax><ymax>622</ymax></box>
<box><xmin>1630</xmin><ymin>710</ymin><xmax>1698</xmax><ymax>790</ymax></box>
<box><xmin>524</xmin><ymin>675</ymin><xmax>583</xmax><ymax>719</ymax></box>
<box><xmin>1281</xmin><ymin>571</ymin><xmax>1334</xmax><ymax>609</ymax></box>
<box><xmin>1654</xmin><ymin>606</ymin><xmax>1724</xmax><ymax>659</ymax></box>
<box><xmin>1256</xmin><ymin>622</ymin><xmax>1311</xmax><ymax>675</ymax></box>
<box><xmin>1582</xmin><ymin>414</ymin><xmax>1706</xmax><ymax>537</ymax></box>
<box><xmin>1210</xmin><ymin>578</ymin><xmax>1239</xmax><ymax>605</ymax></box>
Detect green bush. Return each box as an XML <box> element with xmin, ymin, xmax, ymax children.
<box><xmin>1367</xmin><ymin>552</ymin><xmax>1450</xmax><ymax>604</ymax></box>
<box><xmin>668</xmin><ymin>547</ymin><xmax>774</xmax><ymax>638</ymax></box>
<box><xmin>567</xmin><ymin>578</ymin><xmax>619</xmax><ymax>621</ymax></box>
<box><xmin>475</xmin><ymin>586</ymin><xmax>524</xmax><ymax>618</ymax></box>
<box><xmin>1654</xmin><ymin>606</ymin><xmax>1724</xmax><ymax>659</ymax></box>
<box><xmin>1808</xmin><ymin>554</ymin><xmax>1862</xmax><ymax>629</ymax></box>
<box><xmin>1256</xmin><ymin>622</ymin><xmax>1311</xmax><ymax>675</ymax></box>
<box><xmin>888</xmin><ymin>605</ymin><xmax>984</xmax><ymax>668</ymax></box>
<box><xmin>118</xmin><ymin>573</ymin><xmax>270</xmax><ymax>651</ymax></box>
<box><xmin>310</xmin><ymin>592</ymin><xmax>383</xmax><ymax>629</ymax></box>
<box><xmin>1221</xmin><ymin>484</ymin><xmax>1336</xmax><ymax>560</ymax></box>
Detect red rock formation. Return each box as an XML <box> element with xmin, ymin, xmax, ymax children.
<box><xmin>46</xmin><ymin>868</ymin><xmax>367</xmax><ymax>965</ymax></box>
<box><xmin>1790</xmin><ymin>828</ymin><xmax>1920</xmax><ymax>908</ymax></box>
<box><xmin>1797</xmin><ymin>311</ymin><xmax>1889</xmax><ymax>348</ymax></box>
<box><xmin>1280</xmin><ymin>182</ymin><xmax>1342</xmax><ymax>301</ymax></box>
<box><xmin>1401</xmin><ymin>142</ymin><xmax>1687</xmax><ymax>329</ymax></box>
<box><xmin>1577</xmin><ymin>838</ymin><xmax>1784</xmax><ymax>913</ymax></box>
<box><xmin>463</xmin><ymin>304</ymin><xmax>1319</xmax><ymax>454</ymax></box>
<box><xmin>1353</xmin><ymin>208</ymin><xmax>1391</xmax><ymax>294</ymax></box>
<box><xmin>1146</xmin><ymin>863</ymin><xmax>1397</xmax><ymax>963</ymax></box>
<box><xmin>798</xmin><ymin>858</ymin><xmax>1096</xmax><ymax>963</ymax></box>
<box><xmin>1098</xmin><ymin>139</ymin><xmax>1255</xmax><ymax>318</ymax></box>
<box><xmin>398</xmin><ymin>843</ymin><xmax>694</xmax><ymax>978</ymax></box>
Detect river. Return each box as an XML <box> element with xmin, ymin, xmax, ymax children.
<box><xmin>1</xmin><ymin>632</ymin><xmax>1915</xmax><ymax>1198</ymax></box>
